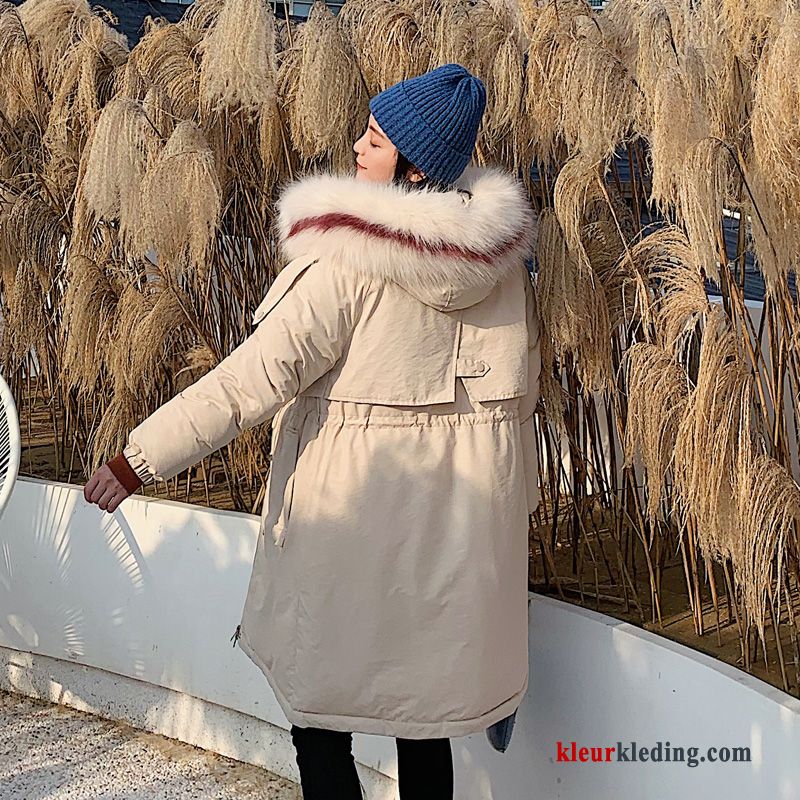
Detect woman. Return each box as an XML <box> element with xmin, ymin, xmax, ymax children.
<box><xmin>84</xmin><ymin>63</ymin><xmax>542</xmax><ymax>798</ymax></box>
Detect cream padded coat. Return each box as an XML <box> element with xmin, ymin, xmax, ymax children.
<box><xmin>123</xmin><ymin>165</ymin><xmax>542</xmax><ymax>739</ymax></box>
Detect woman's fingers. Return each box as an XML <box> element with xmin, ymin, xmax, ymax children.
<box><xmin>85</xmin><ymin>465</ymin><xmax>131</xmax><ymax>511</ymax></box>
<box><xmin>88</xmin><ymin>475</ymin><xmax>111</xmax><ymax>505</ymax></box>
<box><xmin>83</xmin><ymin>474</ymin><xmax>98</xmax><ymax>503</ymax></box>
<box><xmin>105</xmin><ymin>487</ymin><xmax>130</xmax><ymax>513</ymax></box>
<box><xmin>96</xmin><ymin>486</ymin><xmax>118</xmax><ymax>511</ymax></box>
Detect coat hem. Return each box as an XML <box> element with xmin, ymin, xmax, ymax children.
<box><xmin>236</xmin><ymin>622</ymin><xmax>528</xmax><ymax>739</ymax></box>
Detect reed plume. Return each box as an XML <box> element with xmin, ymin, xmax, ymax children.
<box><xmin>197</xmin><ymin>0</ymin><xmax>278</xmax><ymax>119</ymax></box>
<box><xmin>138</xmin><ymin>120</ymin><xmax>222</xmax><ymax>281</ymax></box>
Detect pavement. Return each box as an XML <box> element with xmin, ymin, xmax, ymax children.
<box><xmin>0</xmin><ymin>689</ymin><xmax>300</xmax><ymax>799</ymax></box>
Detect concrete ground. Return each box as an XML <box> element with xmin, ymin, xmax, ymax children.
<box><xmin>0</xmin><ymin>689</ymin><xmax>300</xmax><ymax>799</ymax></box>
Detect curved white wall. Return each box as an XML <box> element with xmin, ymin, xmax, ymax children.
<box><xmin>1</xmin><ymin>477</ymin><xmax>799</xmax><ymax>799</ymax></box>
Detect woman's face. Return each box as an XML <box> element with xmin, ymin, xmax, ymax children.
<box><xmin>353</xmin><ymin>113</ymin><xmax>426</xmax><ymax>185</ymax></box>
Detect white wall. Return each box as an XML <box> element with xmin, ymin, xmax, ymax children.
<box><xmin>2</xmin><ymin>477</ymin><xmax>799</xmax><ymax>799</ymax></box>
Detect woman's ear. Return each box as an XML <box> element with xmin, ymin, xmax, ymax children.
<box><xmin>407</xmin><ymin>167</ymin><xmax>427</xmax><ymax>183</ymax></box>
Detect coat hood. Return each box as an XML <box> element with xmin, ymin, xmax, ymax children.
<box><xmin>275</xmin><ymin>165</ymin><xmax>538</xmax><ymax>311</ymax></box>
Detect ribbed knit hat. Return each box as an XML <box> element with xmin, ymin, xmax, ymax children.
<box><xmin>368</xmin><ymin>63</ymin><xmax>487</xmax><ymax>187</ymax></box>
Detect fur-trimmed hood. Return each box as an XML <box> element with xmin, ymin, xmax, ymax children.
<box><xmin>275</xmin><ymin>165</ymin><xmax>538</xmax><ymax>310</ymax></box>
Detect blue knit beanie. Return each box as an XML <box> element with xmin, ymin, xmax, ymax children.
<box><xmin>368</xmin><ymin>63</ymin><xmax>487</xmax><ymax>187</ymax></box>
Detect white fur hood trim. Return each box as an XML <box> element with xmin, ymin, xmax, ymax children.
<box><xmin>275</xmin><ymin>165</ymin><xmax>538</xmax><ymax>309</ymax></box>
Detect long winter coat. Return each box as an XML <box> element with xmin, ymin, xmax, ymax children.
<box><xmin>122</xmin><ymin>165</ymin><xmax>542</xmax><ymax>739</ymax></box>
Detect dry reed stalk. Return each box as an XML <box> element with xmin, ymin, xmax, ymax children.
<box><xmin>3</xmin><ymin>190</ymin><xmax>62</xmax><ymax>283</ymax></box>
<box><xmin>119</xmin><ymin>21</ymin><xmax>199</xmax><ymax>120</ymax></box>
<box><xmin>580</xmin><ymin>187</ymin><xmax>640</xmax><ymax>331</ymax></box>
<box><xmin>720</xmin><ymin>0</ymin><xmax>787</xmax><ymax>67</ymax></box>
<box><xmin>178</xmin><ymin>0</ymin><xmax>226</xmax><ymax>46</ymax></box>
<box><xmin>734</xmin><ymin>428</ymin><xmax>800</xmax><ymax>643</ymax></box>
<box><xmin>553</xmin><ymin>152</ymin><xmax>602</xmax><ymax>270</ymax></box>
<box><xmin>422</xmin><ymin>0</ymin><xmax>479</xmax><ymax>74</ymax></box>
<box><xmin>81</xmin><ymin>96</ymin><xmax>161</xmax><ymax>253</ymax></box>
<box><xmin>90</xmin><ymin>389</ymin><xmax>141</xmax><ymax>468</ymax></box>
<box><xmin>4</xmin><ymin>257</ymin><xmax>48</xmax><ymax>367</ymax></box>
<box><xmin>16</xmin><ymin>0</ymin><xmax>94</xmax><ymax>92</ymax></box>
<box><xmin>0</xmin><ymin>2</ymin><xmax>39</xmax><ymax>125</ymax></box>
<box><xmin>635</xmin><ymin>1</ymin><xmax>682</xmax><ymax>102</ymax></box>
<box><xmin>600</xmin><ymin>0</ymin><xmax>650</xmax><ymax>75</ymax></box>
<box><xmin>677</xmin><ymin>137</ymin><xmax>740</xmax><ymax>285</ymax></box>
<box><xmin>741</xmin><ymin>148</ymin><xmax>796</xmax><ymax>297</ymax></box>
<box><xmin>522</xmin><ymin>0</ymin><xmax>587</xmax><ymax>169</ymax></box>
<box><xmin>197</xmin><ymin>0</ymin><xmax>278</xmax><ymax>119</ymax></box>
<box><xmin>648</xmin><ymin>62</ymin><xmax>707</xmax><ymax>215</ymax></box>
<box><xmin>559</xmin><ymin>19</ymin><xmax>640</xmax><ymax>164</ymax></box>
<box><xmin>537</xmin><ymin>313</ymin><xmax>567</xmax><ymax>439</ymax></box>
<box><xmin>536</xmin><ymin>205</ymin><xmax>613</xmax><ymax>395</ymax></box>
<box><xmin>142</xmin><ymin>84</ymin><xmax>177</xmax><ymax>140</ymax></box>
<box><xmin>138</xmin><ymin>120</ymin><xmax>222</xmax><ymax>281</ymax></box>
<box><xmin>127</xmin><ymin>285</ymin><xmax>188</xmax><ymax>396</ymax></box>
<box><xmin>471</xmin><ymin>0</ymin><xmax>524</xmax><ymax>141</ymax></box>
<box><xmin>689</xmin><ymin>7</ymin><xmax>750</xmax><ymax>144</ymax></box>
<box><xmin>623</xmin><ymin>341</ymin><xmax>689</xmax><ymax>525</ymax></box>
<box><xmin>46</xmin><ymin>13</ymin><xmax>128</xmax><ymax>142</ymax></box>
<box><xmin>283</xmin><ymin>2</ymin><xmax>366</xmax><ymax>168</ymax></box>
<box><xmin>60</xmin><ymin>253</ymin><xmax>119</xmax><ymax>396</ymax></box>
<box><xmin>750</xmin><ymin>10</ymin><xmax>800</xmax><ymax>288</ymax></box>
<box><xmin>673</xmin><ymin>304</ymin><xmax>751</xmax><ymax>565</ymax></box>
<box><xmin>257</xmin><ymin>92</ymin><xmax>285</xmax><ymax>188</ymax></box>
<box><xmin>339</xmin><ymin>0</ymin><xmax>432</xmax><ymax>97</ymax></box>
<box><xmin>623</xmin><ymin>225</ymin><xmax>708</xmax><ymax>359</ymax></box>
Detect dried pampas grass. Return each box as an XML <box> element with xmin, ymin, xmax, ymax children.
<box><xmin>4</xmin><ymin>257</ymin><xmax>48</xmax><ymax>367</ymax></box>
<box><xmin>623</xmin><ymin>341</ymin><xmax>689</xmax><ymax>525</ymax></box>
<box><xmin>339</xmin><ymin>0</ymin><xmax>432</xmax><ymax>97</ymax></box>
<box><xmin>560</xmin><ymin>23</ymin><xmax>640</xmax><ymax>163</ymax></box>
<box><xmin>536</xmin><ymin>207</ymin><xmax>613</xmax><ymax>394</ymax></box>
<box><xmin>648</xmin><ymin>62</ymin><xmax>707</xmax><ymax>214</ymax></box>
<box><xmin>16</xmin><ymin>0</ymin><xmax>93</xmax><ymax>92</ymax></box>
<box><xmin>673</xmin><ymin>304</ymin><xmax>751</xmax><ymax>563</ymax></box>
<box><xmin>522</xmin><ymin>0</ymin><xmax>587</xmax><ymax>168</ymax></box>
<box><xmin>81</xmin><ymin>96</ymin><xmax>160</xmax><ymax>252</ymax></box>
<box><xmin>472</xmin><ymin>0</ymin><xmax>524</xmax><ymax>140</ymax></box>
<box><xmin>283</xmin><ymin>2</ymin><xmax>366</xmax><ymax>165</ymax></box>
<box><xmin>138</xmin><ymin>121</ymin><xmax>222</xmax><ymax>281</ymax></box>
<box><xmin>0</xmin><ymin>2</ymin><xmax>39</xmax><ymax>124</ymax></box>
<box><xmin>677</xmin><ymin>137</ymin><xmax>740</xmax><ymax>285</ymax></box>
<box><xmin>751</xmin><ymin>11</ymin><xmax>800</xmax><ymax>283</ymax></box>
<box><xmin>630</xmin><ymin>225</ymin><xmax>709</xmax><ymax>358</ymax></box>
<box><xmin>734</xmin><ymin>445</ymin><xmax>800</xmax><ymax>642</ymax></box>
<box><xmin>61</xmin><ymin>253</ymin><xmax>118</xmax><ymax>395</ymax></box>
<box><xmin>197</xmin><ymin>0</ymin><xmax>278</xmax><ymax>119</ymax></box>
<box><xmin>120</xmin><ymin>21</ymin><xmax>199</xmax><ymax>119</ymax></box>
<box><xmin>553</xmin><ymin>153</ymin><xmax>604</xmax><ymax>271</ymax></box>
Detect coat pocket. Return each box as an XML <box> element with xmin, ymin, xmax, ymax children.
<box><xmin>262</xmin><ymin>422</ymin><xmax>303</xmax><ymax>547</ymax></box>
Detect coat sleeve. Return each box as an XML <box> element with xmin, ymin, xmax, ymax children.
<box><xmin>122</xmin><ymin>261</ymin><xmax>361</xmax><ymax>485</ymax></box>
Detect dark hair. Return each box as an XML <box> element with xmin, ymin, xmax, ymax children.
<box><xmin>393</xmin><ymin>150</ymin><xmax>453</xmax><ymax>193</ymax></box>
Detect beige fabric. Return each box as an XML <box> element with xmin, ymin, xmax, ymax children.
<box><xmin>122</xmin><ymin>443</ymin><xmax>157</xmax><ymax>485</ymax></box>
<box><xmin>124</xmin><ymin>165</ymin><xmax>542</xmax><ymax>738</ymax></box>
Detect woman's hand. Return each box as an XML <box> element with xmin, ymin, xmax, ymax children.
<box><xmin>83</xmin><ymin>464</ymin><xmax>132</xmax><ymax>512</ymax></box>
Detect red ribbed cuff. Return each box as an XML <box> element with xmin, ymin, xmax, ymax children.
<box><xmin>106</xmin><ymin>452</ymin><xmax>144</xmax><ymax>494</ymax></box>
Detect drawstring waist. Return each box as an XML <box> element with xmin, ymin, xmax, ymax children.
<box><xmin>293</xmin><ymin>393</ymin><xmax>520</xmax><ymax>431</ymax></box>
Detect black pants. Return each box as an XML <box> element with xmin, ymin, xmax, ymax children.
<box><xmin>290</xmin><ymin>724</ymin><xmax>454</xmax><ymax>799</ymax></box>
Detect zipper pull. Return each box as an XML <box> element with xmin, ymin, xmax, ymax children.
<box><xmin>230</xmin><ymin>624</ymin><xmax>241</xmax><ymax>647</ymax></box>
